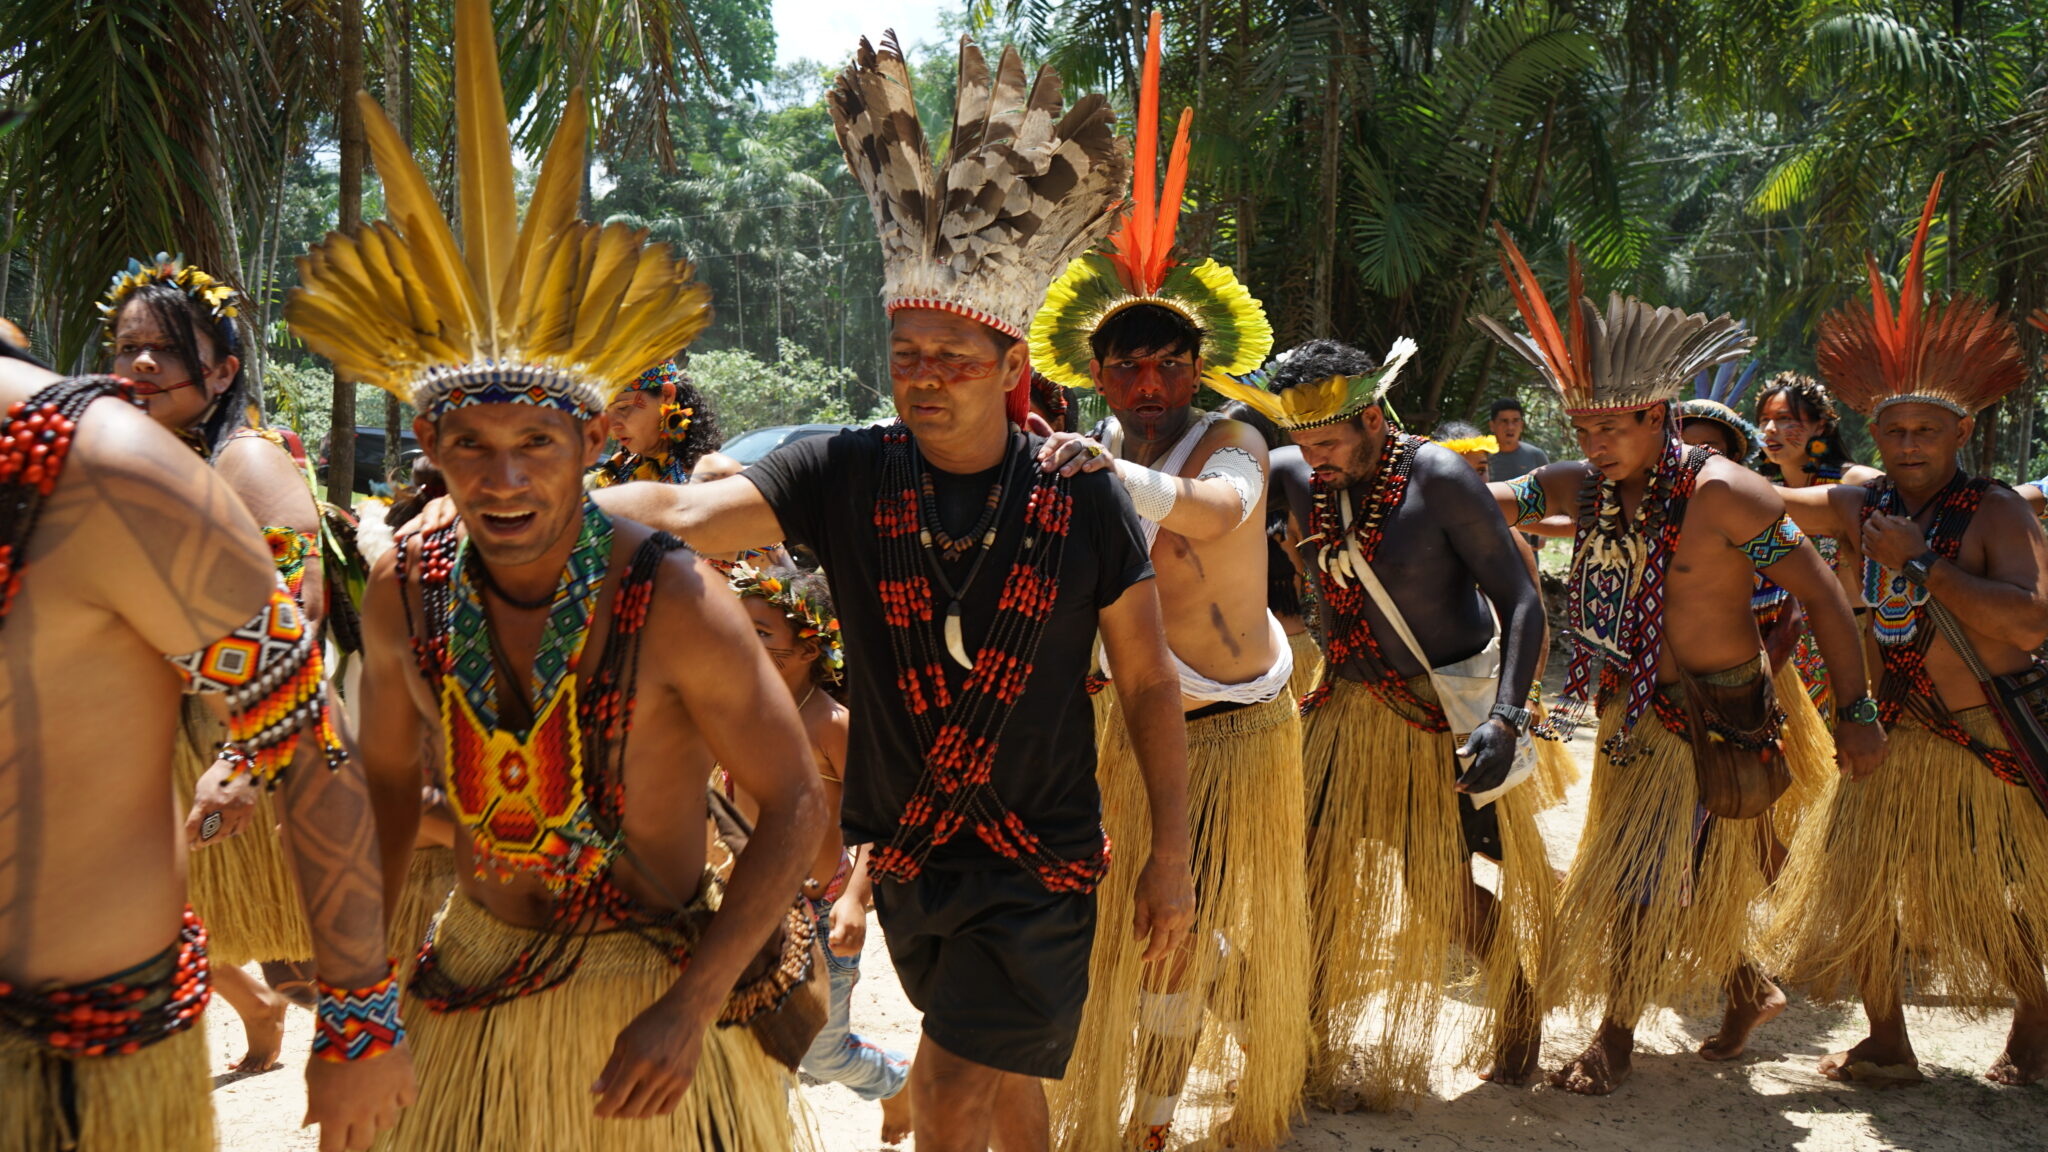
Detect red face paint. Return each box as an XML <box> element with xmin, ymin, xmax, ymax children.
<box><xmin>1099</xmin><ymin>354</ymin><xmax>1197</xmax><ymax>440</ymax></box>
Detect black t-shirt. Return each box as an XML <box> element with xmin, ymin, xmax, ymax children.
<box><xmin>747</xmin><ymin>425</ymin><xmax>1153</xmax><ymax>869</ymax></box>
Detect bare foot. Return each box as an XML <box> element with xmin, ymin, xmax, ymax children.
<box><xmin>233</xmin><ymin>990</ymin><xmax>289</xmax><ymax>1072</ymax></box>
<box><xmin>1550</xmin><ymin>1024</ymin><xmax>1633</xmax><ymax>1096</ymax></box>
<box><xmin>1480</xmin><ymin>1030</ymin><xmax>1543</xmax><ymax>1086</ymax></box>
<box><xmin>1819</xmin><ymin>1034</ymin><xmax>1919</xmax><ymax>1084</ymax></box>
<box><xmin>1989</xmin><ymin>1005</ymin><xmax>2048</xmax><ymax>1086</ymax></box>
<box><xmin>878</xmin><ymin>1084</ymin><xmax>913</xmax><ymax>1145</ymax></box>
<box><xmin>1701</xmin><ymin>975</ymin><xmax>1787</xmax><ymax>1061</ymax></box>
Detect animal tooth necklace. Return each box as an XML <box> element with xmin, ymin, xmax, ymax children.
<box><xmin>914</xmin><ymin>433</ymin><xmax>1020</xmax><ymax>670</ymax></box>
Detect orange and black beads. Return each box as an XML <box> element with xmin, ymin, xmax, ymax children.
<box><xmin>0</xmin><ymin>377</ymin><xmax>144</xmax><ymax>627</ymax></box>
<box><xmin>0</xmin><ymin>906</ymin><xmax>211</xmax><ymax>1057</ymax></box>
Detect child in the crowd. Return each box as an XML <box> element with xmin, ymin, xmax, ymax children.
<box><xmin>729</xmin><ymin>564</ymin><xmax>913</xmax><ymax>1145</ymax></box>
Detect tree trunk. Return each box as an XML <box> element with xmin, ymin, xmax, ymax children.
<box><xmin>1312</xmin><ymin>48</ymin><xmax>1341</xmax><ymax>338</ymax></box>
<box><xmin>384</xmin><ymin>0</ymin><xmax>413</xmax><ymax>482</ymax></box>
<box><xmin>328</xmin><ymin>0</ymin><xmax>365</xmax><ymax>504</ymax></box>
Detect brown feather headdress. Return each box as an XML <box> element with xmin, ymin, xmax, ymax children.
<box><xmin>285</xmin><ymin>0</ymin><xmax>712</xmax><ymax>420</ymax></box>
<box><xmin>1817</xmin><ymin>174</ymin><xmax>2024</xmax><ymax>418</ymax></box>
<box><xmin>1471</xmin><ymin>226</ymin><xmax>1752</xmax><ymax>416</ymax></box>
<box><xmin>829</xmin><ymin>32</ymin><xmax>1129</xmax><ymax>343</ymax></box>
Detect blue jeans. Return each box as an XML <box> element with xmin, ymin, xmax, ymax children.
<box><xmin>799</xmin><ymin>900</ymin><xmax>909</xmax><ymax>1102</ymax></box>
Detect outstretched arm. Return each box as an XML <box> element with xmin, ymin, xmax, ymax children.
<box><xmin>1486</xmin><ymin>460</ymin><xmax>1585</xmax><ymax>535</ymax></box>
<box><xmin>1037</xmin><ymin>421</ymin><xmax>1272</xmax><ymax>543</ymax></box>
<box><xmin>591</xmin><ymin>475</ymin><xmax>787</xmax><ymax>557</ymax></box>
<box><xmin>592</xmin><ymin>554</ymin><xmax>827</xmax><ymax>1120</ymax></box>
<box><xmin>1097</xmin><ymin>579</ymin><xmax>1195</xmax><ymax>963</ymax></box>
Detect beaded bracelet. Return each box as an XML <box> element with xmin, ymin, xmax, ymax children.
<box><xmin>311</xmin><ymin>960</ymin><xmax>405</xmax><ymax>1062</ymax></box>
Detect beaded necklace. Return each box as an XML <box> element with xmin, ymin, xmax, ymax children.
<box><xmin>0</xmin><ymin>376</ymin><xmax>142</xmax><ymax>626</ymax></box>
<box><xmin>1555</xmin><ymin>439</ymin><xmax>1710</xmax><ymax>745</ymax></box>
<box><xmin>446</xmin><ymin>499</ymin><xmax>611</xmax><ymax>731</ymax></box>
<box><xmin>915</xmin><ymin>435</ymin><xmax>1016</xmax><ymax>668</ymax></box>
<box><xmin>1296</xmin><ymin>431</ymin><xmax>1442</xmax><ymax>731</ymax></box>
<box><xmin>868</xmin><ymin>426</ymin><xmax>1104</xmax><ymax>893</ymax></box>
<box><xmin>1854</xmin><ymin>473</ymin><xmax>2030</xmax><ymax>788</ymax></box>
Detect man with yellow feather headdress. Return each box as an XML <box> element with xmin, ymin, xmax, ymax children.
<box><xmin>289</xmin><ymin>2</ymin><xmax>830</xmax><ymax>1147</ymax></box>
<box><xmin>1214</xmin><ymin>336</ymin><xmax>1550</xmax><ymax>1110</ymax></box>
<box><xmin>1028</xmin><ymin>13</ymin><xmax>1304</xmax><ymax>1150</ymax></box>
<box><xmin>1766</xmin><ymin>176</ymin><xmax>2048</xmax><ymax>1087</ymax></box>
<box><xmin>1474</xmin><ymin>229</ymin><xmax>1884</xmax><ymax>1095</ymax></box>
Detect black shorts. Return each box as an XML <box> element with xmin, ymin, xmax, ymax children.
<box><xmin>873</xmin><ymin>865</ymin><xmax>1096</xmax><ymax>1079</ymax></box>
<box><xmin>1459</xmin><ymin>791</ymin><xmax>1503</xmax><ymax>861</ymax></box>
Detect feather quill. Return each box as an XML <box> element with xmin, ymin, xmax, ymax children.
<box><xmin>453</xmin><ymin>0</ymin><xmax>517</xmax><ymax>352</ymax></box>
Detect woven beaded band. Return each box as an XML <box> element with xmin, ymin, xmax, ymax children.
<box><xmin>311</xmin><ymin>960</ymin><xmax>405</xmax><ymax>1062</ymax></box>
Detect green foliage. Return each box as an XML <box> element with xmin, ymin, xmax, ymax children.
<box><xmin>688</xmin><ymin>338</ymin><xmax>886</xmax><ymax>432</ymax></box>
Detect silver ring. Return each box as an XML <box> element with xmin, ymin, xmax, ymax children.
<box><xmin>200</xmin><ymin>812</ymin><xmax>224</xmax><ymax>841</ymax></box>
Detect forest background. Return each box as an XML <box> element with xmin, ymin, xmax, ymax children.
<box><xmin>6</xmin><ymin>0</ymin><xmax>2048</xmax><ymax>499</ymax></box>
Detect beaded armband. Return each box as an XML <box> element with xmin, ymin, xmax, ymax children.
<box><xmin>1740</xmin><ymin>514</ymin><xmax>1805</xmax><ymax>570</ymax></box>
<box><xmin>1505</xmin><ymin>472</ymin><xmax>1546</xmax><ymax>526</ymax></box>
<box><xmin>166</xmin><ymin>577</ymin><xmax>344</xmax><ymax>785</ymax></box>
<box><xmin>311</xmin><ymin>961</ymin><xmax>405</xmax><ymax>1062</ymax></box>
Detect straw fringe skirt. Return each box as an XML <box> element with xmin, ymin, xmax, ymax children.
<box><xmin>1764</xmin><ymin>709</ymin><xmax>2048</xmax><ymax>1016</ymax></box>
<box><xmin>1528</xmin><ymin>700</ymin><xmax>1581</xmax><ymax>811</ymax></box>
<box><xmin>1543</xmin><ymin>687</ymin><xmax>1769</xmax><ymax>1028</ymax></box>
<box><xmin>0</xmin><ymin>1024</ymin><xmax>210</xmax><ymax>1152</ymax></box>
<box><xmin>1286</xmin><ymin>630</ymin><xmax>1324</xmax><ymax>708</ymax></box>
<box><xmin>388</xmin><ymin>846</ymin><xmax>459</xmax><ymax>982</ymax></box>
<box><xmin>1051</xmin><ymin>689</ymin><xmax>1309</xmax><ymax>1151</ymax></box>
<box><xmin>375</xmin><ymin>892</ymin><xmax>810</xmax><ymax>1152</ymax></box>
<box><xmin>1301</xmin><ymin>676</ymin><xmax>1550</xmax><ymax>1110</ymax></box>
<box><xmin>1767</xmin><ymin>660</ymin><xmax>1837</xmax><ymax>849</ymax></box>
<box><xmin>173</xmin><ymin>704</ymin><xmax>310</xmax><ymax>965</ymax></box>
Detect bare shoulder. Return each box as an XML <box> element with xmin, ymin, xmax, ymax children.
<box><xmin>1841</xmin><ymin>463</ymin><xmax>1884</xmax><ymax>486</ymax></box>
<box><xmin>1195</xmin><ymin>416</ymin><xmax>1270</xmax><ymax>465</ymax></box>
<box><xmin>1691</xmin><ymin>455</ymin><xmax>1783</xmax><ymax>532</ymax></box>
<box><xmin>1414</xmin><ymin>439</ymin><xmax>1491</xmax><ymax>500</ymax></box>
<box><xmin>1972</xmin><ymin>483</ymin><xmax>2041</xmax><ymax>543</ymax></box>
<box><xmin>212</xmin><ymin>431</ymin><xmax>315</xmax><ymax>524</ymax></box>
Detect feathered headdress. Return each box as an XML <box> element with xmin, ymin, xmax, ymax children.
<box><xmin>1680</xmin><ymin>354</ymin><xmax>1762</xmax><ymax>460</ymax></box>
<box><xmin>100</xmin><ymin>252</ymin><xmax>242</xmax><ymax>352</ymax></box>
<box><xmin>830</xmin><ymin>33</ymin><xmax>1128</xmax><ymax>348</ymax></box>
<box><xmin>1027</xmin><ymin>11</ymin><xmax>1270</xmax><ymax>393</ymax></box>
<box><xmin>1816</xmin><ymin>175</ymin><xmax>2024</xmax><ymax>418</ymax></box>
<box><xmin>1473</xmin><ymin>226</ymin><xmax>1752</xmax><ymax>415</ymax></box>
<box><xmin>285</xmin><ymin>0</ymin><xmax>712</xmax><ymax>421</ymax></box>
<box><xmin>1207</xmin><ymin>337</ymin><xmax>1420</xmax><ymax>431</ymax></box>
<box><xmin>728</xmin><ymin>562</ymin><xmax>845</xmax><ymax>688</ymax></box>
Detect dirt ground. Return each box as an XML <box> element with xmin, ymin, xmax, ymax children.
<box><xmin>212</xmin><ymin>720</ymin><xmax>2048</xmax><ymax>1150</ymax></box>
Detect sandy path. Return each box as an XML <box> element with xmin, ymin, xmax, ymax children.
<box><xmin>211</xmin><ymin>724</ymin><xmax>2048</xmax><ymax>1149</ymax></box>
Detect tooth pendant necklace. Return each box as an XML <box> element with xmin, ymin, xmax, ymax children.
<box><xmin>914</xmin><ymin>436</ymin><xmax>1017</xmax><ymax>670</ymax></box>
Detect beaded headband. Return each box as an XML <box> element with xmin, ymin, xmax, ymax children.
<box><xmin>728</xmin><ymin>563</ymin><xmax>845</xmax><ymax>687</ymax></box>
<box><xmin>615</xmin><ymin>360</ymin><xmax>693</xmax><ymax>444</ymax></box>
<box><xmin>1207</xmin><ymin>337</ymin><xmax>1419</xmax><ymax>431</ymax></box>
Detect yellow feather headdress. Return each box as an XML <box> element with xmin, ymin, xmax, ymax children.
<box><xmin>285</xmin><ymin>0</ymin><xmax>712</xmax><ymax>420</ymax></box>
<box><xmin>1207</xmin><ymin>337</ymin><xmax>1419</xmax><ymax>431</ymax></box>
<box><xmin>1026</xmin><ymin>11</ymin><xmax>1271</xmax><ymax>393</ymax></box>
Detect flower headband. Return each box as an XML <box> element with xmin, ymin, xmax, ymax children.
<box><xmin>728</xmin><ymin>563</ymin><xmax>844</xmax><ymax>686</ymax></box>
<box><xmin>99</xmin><ymin>252</ymin><xmax>241</xmax><ymax>352</ymax></box>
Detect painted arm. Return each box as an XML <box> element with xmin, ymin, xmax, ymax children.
<box><xmin>1715</xmin><ymin>470</ymin><xmax>1885</xmax><ymax>780</ymax></box>
<box><xmin>590</xmin><ymin>475</ymin><xmax>788</xmax><ymax>557</ymax></box>
<box><xmin>1486</xmin><ymin>460</ymin><xmax>1585</xmax><ymax>535</ymax></box>
<box><xmin>1096</xmin><ymin>578</ymin><xmax>1195</xmax><ymax>963</ymax></box>
<box><xmin>592</xmin><ymin>553</ymin><xmax>826</xmax><ymax>1120</ymax></box>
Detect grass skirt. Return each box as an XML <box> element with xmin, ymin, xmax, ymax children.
<box><xmin>1544</xmin><ymin>682</ymin><xmax>1769</xmax><ymax>1028</ymax></box>
<box><xmin>1051</xmin><ymin>690</ymin><xmax>1309</xmax><ymax>1150</ymax></box>
<box><xmin>1286</xmin><ymin>630</ymin><xmax>1324</xmax><ymax>707</ymax></box>
<box><xmin>0</xmin><ymin>1021</ymin><xmax>210</xmax><ymax>1152</ymax></box>
<box><xmin>375</xmin><ymin>890</ymin><xmax>810</xmax><ymax>1152</ymax></box>
<box><xmin>1767</xmin><ymin>659</ymin><xmax>1837</xmax><ymax>851</ymax></box>
<box><xmin>1301</xmin><ymin>676</ymin><xmax>1551</xmax><ymax>1109</ymax></box>
<box><xmin>1763</xmin><ymin>709</ymin><xmax>2048</xmax><ymax>1016</ymax></box>
<box><xmin>173</xmin><ymin>703</ymin><xmax>310</xmax><ymax>965</ymax></box>
<box><xmin>388</xmin><ymin>846</ymin><xmax>459</xmax><ymax>982</ymax></box>
<box><xmin>1528</xmin><ymin>701</ymin><xmax>1580</xmax><ymax>811</ymax></box>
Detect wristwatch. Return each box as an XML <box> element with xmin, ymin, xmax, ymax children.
<box><xmin>1838</xmin><ymin>695</ymin><xmax>1881</xmax><ymax>727</ymax></box>
<box><xmin>1901</xmin><ymin>550</ymin><xmax>1939</xmax><ymax>587</ymax></box>
<box><xmin>1489</xmin><ymin>702</ymin><xmax>1532</xmax><ymax>735</ymax></box>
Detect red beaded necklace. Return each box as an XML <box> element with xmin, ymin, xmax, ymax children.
<box><xmin>868</xmin><ymin>427</ymin><xmax>1106</xmax><ymax>894</ymax></box>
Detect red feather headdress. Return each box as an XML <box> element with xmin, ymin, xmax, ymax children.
<box><xmin>1815</xmin><ymin>174</ymin><xmax>2024</xmax><ymax>418</ymax></box>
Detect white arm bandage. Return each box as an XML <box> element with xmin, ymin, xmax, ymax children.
<box><xmin>1197</xmin><ymin>446</ymin><xmax>1265</xmax><ymax>528</ymax></box>
<box><xmin>1114</xmin><ymin>457</ymin><xmax>1180</xmax><ymax>523</ymax></box>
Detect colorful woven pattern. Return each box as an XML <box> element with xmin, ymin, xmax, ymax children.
<box><xmin>311</xmin><ymin>961</ymin><xmax>405</xmax><ymax>1062</ymax></box>
<box><xmin>446</xmin><ymin>499</ymin><xmax>610</xmax><ymax>729</ymax></box>
<box><xmin>167</xmin><ymin>578</ymin><xmax>344</xmax><ymax>784</ymax></box>
<box><xmin>1506</xmin><ymin>471</ymin><xmax>1546</xmax><ymax>527</ymax></box>
<box><xmin>1739</xmin><ymin>514</ymin><xmax>1805</xmax><ymax>570</ymax></box>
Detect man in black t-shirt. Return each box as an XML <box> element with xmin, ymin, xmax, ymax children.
<box><xmin>596</xmin><ymin>35</ymin><xmax>1195</xmax><ymax>1152</ymax></box>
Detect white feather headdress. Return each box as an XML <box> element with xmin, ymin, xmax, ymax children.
<box><xmin>829</xmin><ymin>33</ymin><xmax>1130</xmax><ymax>341</ymax></box>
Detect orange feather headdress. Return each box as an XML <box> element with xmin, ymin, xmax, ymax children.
<box><xmin>1027</xmin><ymin>10</ymin><xmax>1270</xmax><ymax>393</ymax></box>
<box><xmin>1817</xmin><ymin>175</ymin><xmax>2025</xmax><ymax>418</ymax></box>
<box><xmin>1471</xmin><ymin>226</ymin><xmax>1752</xmax><ymax>416</ymax></box>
